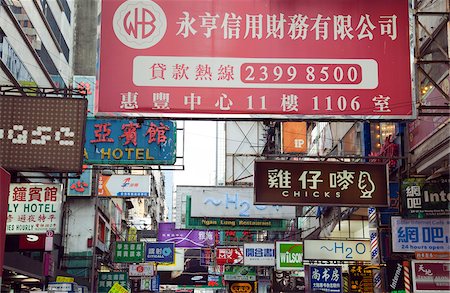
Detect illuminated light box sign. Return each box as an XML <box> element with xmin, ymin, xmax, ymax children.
<box><xmin>391</xmin><ymin>217</ymin><xmax>450</xmax><ymax>253</ymax></box>
<box><xmin>0</xmin><ymin>95</ymin><xmax>87</xmax><ymax>172</ymax></box>
<box><xmin>276</xmin><ymin>241</ymin><xmax>303</xmax><ymax>271</ymax></box>
<box><xmin>216</xmin><ymin>247</ymin><xmax>244</xmax><ymax>266</ymax></box>
<box><xmin>304</xmin><ymin>240</ymin><xmax>371</xmax><ymax>261</ymax></box>
<box><xmin>98</xmin><ymin>0</ymin><xmax>413</xmax><ymax>119</ymax></box>
<box><xmin>129</xmin><ymin>263</ymin><xmax>155</xmax><ymax>277</ymax></box>
<box><xmin>224</xmin><ymin>266</ymin><xmax>257</xmax><ymax>281</ymax></box>
<box><xmin>145</xmin><ymin>242</ymin><xmax>175</xmax><ymax>263</ymax></box>
<box><xmin>185</xmin><ymin>196</ymin><xmax>288</xmax><ymax>231</ymax></box>
<box><xmin>349</xmin><ymin>265</ymin><xmax>374</xmax><ymax>293</ymax></box>
<box><xmin>310</xmin><ymin>266</ymin><xmax>342</xmax><ymax>293</ymax></box>
<box><xmin>412</xmin><ymin>260</ymin><xmax>450</xmax><ymax>292</ymax></box>
<box><xmin>73</xmin><ymin>76</ymin><xmax>96</xmax><ymax>117</ymax></box>
<box><xmin>157</xmin><ymin>222</ymin><xmax>217</xmax><ymax>248</ymax></box>
<box><xmin>6</xmin><ymin>183</ymin><xmax>63</xmax><ymax>234</ymax></box>
<box><xmin>97</xmin><ymin>272</ymin><xmax>128</xmax><ymax>293</ymax></box>
<box><xmin>84</xmin><ymin>119</ymin><xmax>176</xmax><ymax>165</ymax></box>
<box><xmin>179</xmin><ymin>185</ymin><xmax>295</xmax><ymax>219</ymax></box>
<box><xmin>254</xmin><ymin>160</ymin><xmax>389</xmax><ymax>206</ymax></box>
<box><xmin>243</xmin><ymin>243</ymin><xmax>275</xmax><ymax>266</ymax></box>
<box><xmin>401</xmin><ymin>177</ymin><xmax>450</xmax><ymax>219</ymax></box>
<box><xmin>67</xmin><ymin>166</ymin><xmax>93</xmax><ymax>197</ymax></box>
<box><xmin>157</xmin><ymin>248</ymin><xmax>184</xmax><ymax>271</ymax></box>
<box><xmin>98</xmin><ymin>174</ymin><xmax>151</xmax><ymax>197</ymax></box>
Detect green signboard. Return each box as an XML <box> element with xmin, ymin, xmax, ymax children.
<box><xmin>276</xmin><ymin>241</ymin><xmax>303</xmax><ymax>271</ymax></box>
<box><xmin>185</xmin><ymin>197</ymin><xmax>288</xmax><ymax>231</ymax></box>
<box><xmin>224</xmin><ymin>266</ymin><xmax>256</xmax><ymax>281</ymax></box>
<box><xmin>97</xmin><ymin>272</ymin><xmax>128</xmax><ymax>293</ymax></box>
<box><xmin>114</xmin><ymin>241</ymin><xmax>144</xmax><ymax>263</ymax></box>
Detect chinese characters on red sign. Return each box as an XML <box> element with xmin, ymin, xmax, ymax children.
<box><xmin>216</xmin><ymin>247</ymin><xmax>244</xmax><ymax>266</ymax></box>
<box><xmin>98</xmin><ymin>0</ymin><xmax>412</xmax><ymax>119</ymax></box>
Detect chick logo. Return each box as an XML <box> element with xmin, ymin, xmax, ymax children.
<box><xmin>113</xmin><ymin>0</ymin><xmax>167</xmax><ymax>49</ymax></box>
<box><xmin>358</xmin><ymin>171</ymin><xmax>375</xmax><ymax>199</ymax></box>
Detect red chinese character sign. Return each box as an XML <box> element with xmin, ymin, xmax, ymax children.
<box><xmin>0</xmin><ymin>168</ymin><xmax>11</xmax><ymax>276</ymax></box>
<box><xmin>216</xmin><ymin>247</ymin><xmax>244</xmax><ymax>265</ymax></box>
<box><xmin>98</xmin><ymin>0</ymin><xmax>413</xmax><ymax>119</ymax></box>
<box><xmin>67</xmin><ymin>165</ymin><xmax>93</xmax><ymax>197</ymax></box>
<box><xmin>6</xmin><ymin>183</ymin><xmax>63</xmax><ymax>234</ymax></box>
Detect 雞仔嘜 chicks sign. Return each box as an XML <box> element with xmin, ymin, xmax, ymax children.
<box><xmin>254</xmin><ymin>160</ymin><xmax>389</xmax><ymax>206</ymax></box>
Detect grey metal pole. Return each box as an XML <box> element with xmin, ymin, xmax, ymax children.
<box><xmin>90</xmin><ymin>170</ymin><xmax>99</xmax><ymax>293</ymax></box>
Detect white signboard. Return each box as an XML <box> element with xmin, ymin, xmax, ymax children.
<box><xmin>129</xmin><ymin>263</ymin><xmax>155</xmax><ymax>277</ymax></box>
<box><xmin>98</xmin><ymin>174</ymin><xmax>151</xmax><ymax>197</ymax></box>
<box><xmin>391</xmin><ymin>217</ymin><xmax>450</xmax><ymax>253</ymax></box>
<box><xmin>303</xmin><ymin>240</ymin><xmax>371</xmax><ymax>261</ymax></box>
<box><xmin>6</xmin><ymin>184</ymin><xmax>63</xmax><ymax>234</ymax></box>
<box><xmin>156</xmin><ymin>248</ymin><xmax>185</xmax><ymax>271</ymax></box>
<box><xmin>47</xmin><ymin>282</ymin><xmax>76</xmax><ymax>291</ymax></box>
<box><xmin>244</xmin><ymin>243</ymin><xmax>275</xmax><ymax>266</ymax></box>
<box><xmin>179</xmin><ymin>186</ymin><xmax>295</xmax><ymax>219</ymax></box>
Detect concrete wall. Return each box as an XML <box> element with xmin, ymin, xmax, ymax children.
<box><xmin>73</xmin><ymin>0</ymin><xmax>99</xmax><ymax>75</ymax></box>
<box><xmin>65</xmin><ymin>198</ymin><xmax>95</xmax><ymax>253</ymax></box>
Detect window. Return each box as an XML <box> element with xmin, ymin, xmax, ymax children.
<box><xmin>58</xmin><ymin>0</ymin><xmax>71</xmax><ymax>24</ymax></box>
<box><xmin>39</xmin><ymin>0</ymin><xmax>70</xmax><ymax>62</ymax></box>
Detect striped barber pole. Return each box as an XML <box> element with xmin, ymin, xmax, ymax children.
<box><xmin>403</xmin><ymin>260</ymin><xmax>411</xmax><ymax>293</ymax></box>
<box><xmin>370</xmin><ymin>229</ymin><xmax>380</xmax><ymax>264</ymax></box>
<box><xmin>368</xmin><ymin>207</ymin><xmax>377</xmax><ymax>228</ymax></box>
<box><xmin>373</xmin><ymin>269</ymin><xmax>382</xmax><ymax>289</ymax></box>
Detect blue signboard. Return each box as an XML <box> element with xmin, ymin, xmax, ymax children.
<box><xmin>67</xmin><ymin>167</ymin><xmax>93</xmax><ymax>196</ymax></box>
<box><xmin>151</xmin><ymin>275</ymin><xmax>160</xmax><ymax>292</ymax></box>
<box><xmin>310</xmin><ymin>266</ymin><xmax>342</xmax><ymax>293</ymax></box>
<box><xmin>145</xmin><ymin>242</ymin><xmax>175</xmax><ymax>263</ymax></box>
<box><xmin>379</xmin><ymin>183</ymin><xmax>400</xmax><ymax>225</ymax></box>
<box><xmin>84</xmin><ymin>119</ymin><xmax>176</xmax><ymax>165</ymax></box>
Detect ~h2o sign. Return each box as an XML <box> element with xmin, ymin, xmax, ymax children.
<box><xmin>304</xmin><ymin>240</ymin><xmax>371</xmax><ymax>261</ymax></box>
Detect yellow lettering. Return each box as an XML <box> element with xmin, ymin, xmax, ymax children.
<box><xmin>83</xmin><ymin>148</ymin><xmax>88</xmax><ymax>160</ymax></box>
<box><xmin>101</xmin><ymin>148</ymin><xmax>111</xmax><ymax>159</ymax></box>
<box><xmin>146</xmin><ymin>149</ymin><xmax>154</xmax><ymax>160</ymax></box>
<box><xmin>112</xmin><ymin>148</ymin><xmax>123</xmax><ymax>160</ymax></box>
<box><xmin>136</xmin><ymin>148</ymin><xmax>144</xmax><ymax>160</ymax></box>
<box><xmin>125</xmin><ymin>148</ymin><xmax>134</xmax><ymax>160</ymax></box>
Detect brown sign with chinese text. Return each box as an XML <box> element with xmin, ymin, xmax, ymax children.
<box><xmin>254</xmin><ymin>160</ymin><xmax>388</xmax><ymax>206</ymax></box>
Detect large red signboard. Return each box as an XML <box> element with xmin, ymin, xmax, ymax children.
<box><xmin>0</xmin><ymin>168</ymin><xmax>11</xmax><ymax>278</ymax></box>
<box><xmin>98</xmin><ymin>0</ymin><xmax>413</xmax><ymax>119</ymax></box>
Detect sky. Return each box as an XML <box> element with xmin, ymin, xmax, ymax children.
<box><xmin>164</xmin><ymin>121</ymin><xmax>217</xmax><ymax>221</ymax></box>
<box><xmin>172</xmin><ymin>121</ymin><xmax>217</xmax><ymax>186</ymax></box>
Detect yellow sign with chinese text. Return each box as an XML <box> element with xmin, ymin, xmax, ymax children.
<box><xmin>56</xmin><ymin>276</ymin><xmax>74</xmax><ymax>283</ymax></box>
<box><xmin>108</xmin><ymin>282</ymin><xmax>128</xmax><ymax>293</ymax></box>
